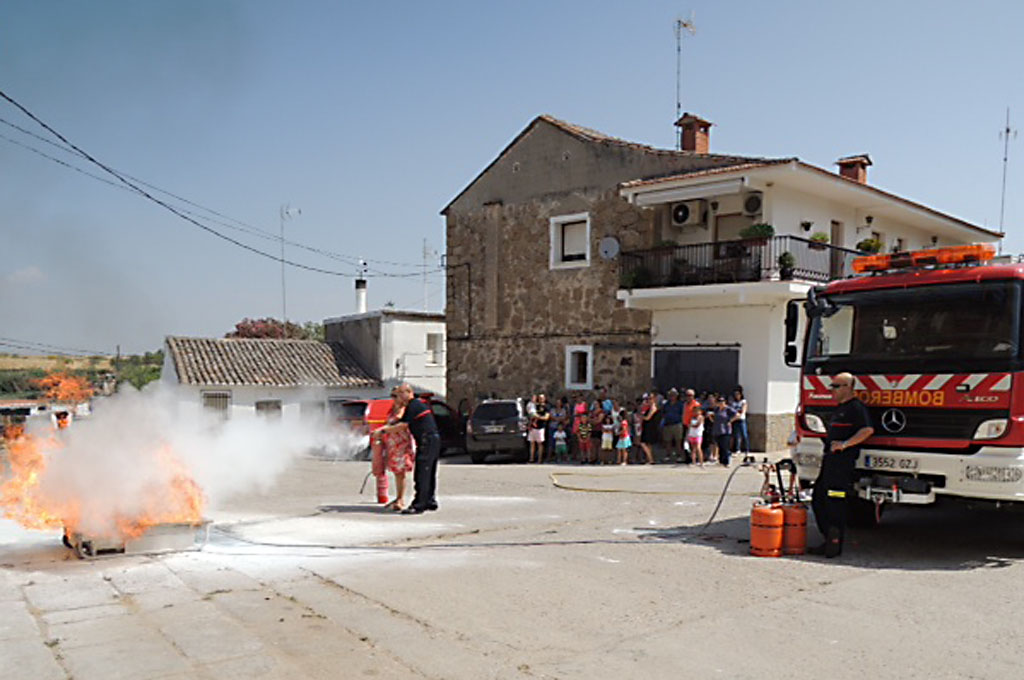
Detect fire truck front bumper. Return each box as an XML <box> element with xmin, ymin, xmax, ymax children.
<box><xmin>792</xmin><ymin>441</ymin><xmax>1024</xmax><ymax>505</ymax></box>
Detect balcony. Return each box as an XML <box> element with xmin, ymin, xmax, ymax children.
<box><xmin>619</xmin><ymin>235</ymin><xmax>862</xmax><ymax>290</ymax></box>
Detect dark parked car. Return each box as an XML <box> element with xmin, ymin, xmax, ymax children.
<box><xmin>465</xmin><ymin>398</ymin><xmax>528</xmax><ymax>464</ymax></box>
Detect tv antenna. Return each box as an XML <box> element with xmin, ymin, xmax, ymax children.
<box><xmin>674</xmin><ymin>12</ymin><xmax>697</xmax><ymax>149</ymax></box>
<box><xmin>999</xmin><ymin>107</ymin><xmax>1017</xmax><ymax>239</ymax></box>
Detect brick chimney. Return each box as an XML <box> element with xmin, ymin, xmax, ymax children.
<box><xmin>836</xmin><ymin>154</ymin><xmax>872</xmax><ymax>184</ymax></box>
<box><xmin>674</xmin><ymin>113</ymin><xmax>712</xmax><ymax>153</ymax></box>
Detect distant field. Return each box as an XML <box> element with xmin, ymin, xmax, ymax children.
<box><xmin>0</xmin><ymin>354</ymin><xmax>113</xmax><ymax>371</ymax></box>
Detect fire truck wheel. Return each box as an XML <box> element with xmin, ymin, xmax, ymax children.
<box><xmin>848</xmin><ymin>497</ymin><xmax>884</xmax><ymax>528</ymax></box>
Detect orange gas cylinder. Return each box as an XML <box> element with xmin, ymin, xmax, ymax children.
<box><xmin>750</xmin><ymin>503</ymin><xmax>784</xmax><ymax>557</ymax></box>
<box><xmin>782</xmin><ymin>504</ymin><xmax>808</xmax><ymax>555</ymax></box>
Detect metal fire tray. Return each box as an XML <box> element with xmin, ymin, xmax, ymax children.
<box><xmin>66</xmin><ymin>520</ymin><xmax>211</xmax><ymax>559</ymax></box>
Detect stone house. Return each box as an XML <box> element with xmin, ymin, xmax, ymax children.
<box><xmin>441</xmin><ymin>114</ymin><xmax>1000</xmax><ymax>450</ymax></box>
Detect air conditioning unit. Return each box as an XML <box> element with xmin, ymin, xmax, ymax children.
<box><xmin>743</xmin><ymin>192</ymin><xmax>763</xmax><ymax>216</ymax></box>
<box><xmin>670</xmin><ymin>199</ymin><xmax>706</xmax><ymax>227</ymax></box>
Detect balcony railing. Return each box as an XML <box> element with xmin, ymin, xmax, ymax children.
<box><xmin>619</xmin><ymin>235</ymin><xmax>862</xmax><ymax>289</ymax></box>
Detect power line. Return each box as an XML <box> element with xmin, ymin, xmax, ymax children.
<box><xmin>0</xmin><ymin>336</ymin><xmax>108</xmax><ymax>356</ymax></box>
<box><xmin>0</xmin><ymin>113</ymin><xmax>429</xmax><ymax>271</ymax></box>
<box><xmin>0</xmin><ymin>96</ymin><xmax>433</xmax><ymax>278</ymax></box>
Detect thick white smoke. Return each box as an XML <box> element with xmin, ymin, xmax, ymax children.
<box><xmin>22</xmin><ymin>383</ymin><xmax>362</xmax><ymax>537</ymax></box>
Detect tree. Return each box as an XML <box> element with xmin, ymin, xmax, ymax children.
<box><xmin>226</xmin><ymin>318</ymin><xmax>322</xmax><ymax>340</ymax></box>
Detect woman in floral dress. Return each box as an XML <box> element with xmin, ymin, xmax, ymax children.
<box><xmin>382</xmin><ymin>394</ymin><xmax>416</xmax><ymax>511</ymax></box>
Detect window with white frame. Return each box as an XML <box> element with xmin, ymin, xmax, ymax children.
<box><xmin>565</xmin><ymin>345</ymin><xmax>593</xmax><ymax>390</ymax></box>
<box><xmin>549</xmin><ymin>212</ymin><xmax>591</xmax><ymax>269</ymax></box>
<box><xmin>426</xmin><ymin>332</ymin><xmax>444</xmax><ymax>365</ymax></box>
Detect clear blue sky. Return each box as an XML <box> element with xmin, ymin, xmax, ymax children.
<box><xmin>2</xmin><ymin>1</ymin><xmax>1022</xmax><ymax>354</ymax></box>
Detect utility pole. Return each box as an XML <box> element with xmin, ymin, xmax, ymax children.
<box><xmin>999</xmin><ymin>108</ymin><xmax>1017</xmax><ymax>242</ymax></box>
<box><xmin>279</xmin><ymin>204</ymin><xmax>301</xmax><ymax>325</ymax></box>
<box><xmin>422</xmin><ymin>239</ymin><xmax>438</xmax><ymax>312</ymax></box>
<box><xmin>674</xmin><ymin>13</ymin><xmax>697</xmax><ymax>149</ymax></box>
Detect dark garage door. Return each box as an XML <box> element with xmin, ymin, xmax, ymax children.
<box><xmin>653</xmin><ymin>348</ymin><xmax>739</xmax><ymax>395</ymax></box>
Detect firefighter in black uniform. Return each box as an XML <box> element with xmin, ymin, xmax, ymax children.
<box><xmin>810</xmin><ymin>372</ymin><xmax>874</xmax><ymax>558</ymax></box>
<box><xmin>374</xmin><ymin>383</ymin><xmax>441</xmax><ymax>515</ymax></box>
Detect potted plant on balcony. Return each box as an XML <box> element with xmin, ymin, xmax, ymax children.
<box><xmin>739</xmin><ymin>223</ymin><xmax>775</xmax><ymax>244</ymax></box>
<box><xmin>809</xmin><ymin>231</ymin><xmax>830</xmax><ymax>250</ymax></box>
<box><xmin>856</xmin><ymin>237</ymin><xmax>883</xmax><ymax>253</ymax></box>
<box><xmin>621</xmin><ymin>265</ymin><xmax>653</xmax><ymax>289</ymax></box>
<box><xmin>777</xmin><ymin>251</ymin><xmax>796</xmax><ymax>280</ymax></box>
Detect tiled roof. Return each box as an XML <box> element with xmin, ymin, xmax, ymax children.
<box><xmin>165</xmin><ymin>336</ymin><xmax>380</xmax><ymax>388</ymax></box>
<box><xmin>539</xmin><ymin>114</ymin><xmax>771</xmax><ymax>164</ymax></box>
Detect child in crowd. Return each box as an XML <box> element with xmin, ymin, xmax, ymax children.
<box><xmin>616</xmin><ymin>409</ymin><xmax>632</xmax><ymax>465</ymax></box>
<box><xmin>553</xmin><ymin>423</ymin><xmax>569</xmax><ymax>463</ymax></box>
<box><xmin>687</xmin><ymin>405</ymin><xmax>705</xmax><ymax>467</ymax></box>
<box><xmin>577</xmin><ymin>412</ymin><xmax>593</xmax><ymax>463</ymax></box>
<box><xmin>601</xmin><ymin>414</ymin><xmax>615</xmax><ymax>463</ymax></box>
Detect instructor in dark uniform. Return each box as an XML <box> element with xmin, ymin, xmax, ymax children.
<box><xmin>375</xmin><ymin>383</ymin><xmax>441</xmax><ymax>515</ymax></box>
<box><xmin>810</xmin><ymin>372</ymin><xmax>873</xmax><ymax>558</ymax></box>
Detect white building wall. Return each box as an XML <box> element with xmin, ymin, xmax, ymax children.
<box><xmin>653</xmin><ymin>303</ymin><xmax>787</xmax><ymax>415</ymax></box>
<box><xmin>173</xmin><ymin>384</ymin><xmax>378</xmax><ymax>421</ymax></box>
<box><xmin>381</xmin><ymin>318</ymin><xmax>446</xmax><ymax>396</ymax></box>
<box><xmin>769</xmin><ymin>184</ymin><xmax>953</xmax><ymax>250</ymax></box>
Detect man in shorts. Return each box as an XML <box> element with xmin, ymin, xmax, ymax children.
<box><xmin>661</xmin><ymin>388</ymin><xmax>685</xmax><ymax>463</ymax></box>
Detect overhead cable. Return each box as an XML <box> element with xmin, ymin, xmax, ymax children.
<box><xmin>0</xmin><ymin>94</ymin><xmax>433</xmax><ymax>278</ymax></box>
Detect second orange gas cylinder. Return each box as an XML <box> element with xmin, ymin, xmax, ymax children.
<box><xmin>782</xmin><ymin>504</ymin><xmax>808</xmax><ymax>555</ymax></box>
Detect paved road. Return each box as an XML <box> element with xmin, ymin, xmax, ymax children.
<box><xmin>3</xmin><ymin>456</ymin><xmax>1024</xmax><ymax>679</ymax></box>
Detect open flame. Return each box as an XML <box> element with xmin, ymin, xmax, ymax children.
<box><xmin>1</xmin><ymin>428</ymin><xmax>205</xmax><ymax>541</ymax></box>
<box><xmin>35</xmin><ymin>372</ymin><xmax>94</xmax><ymax>403</ymax></box>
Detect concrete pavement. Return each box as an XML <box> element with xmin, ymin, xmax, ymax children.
<box><xmin>3</xmin><ymin>456</ymin><xmax>1024</xmax><ymax>679</ymax></box>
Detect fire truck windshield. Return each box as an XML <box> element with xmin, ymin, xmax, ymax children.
<box><xmin>806</xmin><ymin>281</ymin><xmax>1021</xmax><ymax>372</ymax></box>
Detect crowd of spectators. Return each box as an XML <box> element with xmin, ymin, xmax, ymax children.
<box><xmin>523</xmin><ymin>385</ymin><xmax>752</xmax><ymax>467</ymax></box>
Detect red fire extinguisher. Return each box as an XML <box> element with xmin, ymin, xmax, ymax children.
<box><xmin>370</xmin><ymin>435</ymin><xmax>389</xmax><ymax>504</ymax></box>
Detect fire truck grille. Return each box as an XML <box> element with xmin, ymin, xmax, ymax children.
<box><xmin>805</xmin><ymin>407</ymin><xmax>1009</xmax><ymax>445</ymax></box>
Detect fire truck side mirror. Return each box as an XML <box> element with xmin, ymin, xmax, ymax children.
<box><xmin>784</xmin><ymin>300</ymin><xmax>801</xmax><ymax>367</ymax></box>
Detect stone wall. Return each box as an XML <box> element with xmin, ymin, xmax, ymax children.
<box><xmin>445</xmin><ymin>189</ymin><xmax>658</xmax><ymax>409</ymax></box>
<box><xmin>442</xmin><ymin>116</ymin><xmax>762</xmax><ymax>414</ymax></box>
<box><xmin>746</xmin><ymin>412</ymin><xmax>795</xmax><ymax>454</ymax></box>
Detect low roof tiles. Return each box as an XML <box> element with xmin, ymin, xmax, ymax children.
<box><xmin>165</xmin><ymin>336</ymin><xmax>380</xmax><ymax>388</ymax></box>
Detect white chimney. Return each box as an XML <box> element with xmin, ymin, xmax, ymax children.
<box><xmin>355</xmin><ymin>278</ymin><xmax>367</xmax><ymax>314</ymax></box>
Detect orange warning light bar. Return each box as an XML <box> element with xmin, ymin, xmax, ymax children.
<box><xmin>852</xmin><ymin>243</ymin><xmax>997</xmax><ymax>274</ymax></box>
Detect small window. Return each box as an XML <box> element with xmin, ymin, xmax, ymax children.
<box><xmin>300</xmin><ymin>401</ymin><xmax>325</xmax><ymax>421</ymax></box>
<box><xmin>426</xmin><ymin>333</ymin><xmax>444</xmax><ymax>365</ymax></box>
<box><xmin>202</xmin><ymin>391</ymin><xmax>231</xmax><ymax>418</ymax></box>
<box><xmin>565</xmin><ymin>344</ymin><xmax>593</xmax><ymax>390</ymax></box>
<box><xmin>892</xmin><ymin>237</ymin><xmax>905</xmax><ymax>252</ymax></box>
<box><xmin>255</xmin><ymin>400</ymin><xmax>282</xmax><ymax>419</ymax></box>
<box><xmin>550</xmin><ymin>213</ymin><xmax>591</xmax><ymax>269</ymax></box>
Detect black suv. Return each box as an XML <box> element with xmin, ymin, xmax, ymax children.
<box><xmin>465</xmin><ymin>399</ymin><xmax>528</xmax><ymax>464</ymax></box>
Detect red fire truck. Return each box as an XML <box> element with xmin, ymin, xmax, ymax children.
<box><xmin>786</xmin><ymin>243</ymin><xmax>1024</xmax><ymax>522</ymax></box>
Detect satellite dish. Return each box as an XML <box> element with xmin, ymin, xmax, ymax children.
<box><xmin>599</xmin><ymin>236</ymin><xmax>621</xmax><ymax>260</ymax></box>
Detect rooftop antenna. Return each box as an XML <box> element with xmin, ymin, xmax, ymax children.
<box><xmin>674</xmin><ymin>11</ymin><xmax>697</xmax><ymax>150</ymax></box>
<box><xmin>999</xmin><ymin>107</ymin><xmax>1017</xmax><ymax>251</ymax></box>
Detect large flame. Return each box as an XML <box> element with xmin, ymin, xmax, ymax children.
<box><xmin>0</xmin><ymin>429</ymin><xmax>77</xmax><ymax>531</ymax></box>
<box><xmin>35</xmin><ymin>372</ymin><xmax>94</xmax><ymax>403</ymax></box>
<box><xmin>1</xmin><ymin>429</ymin><xmax>205</xmax><ymax>541</ymax></box>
